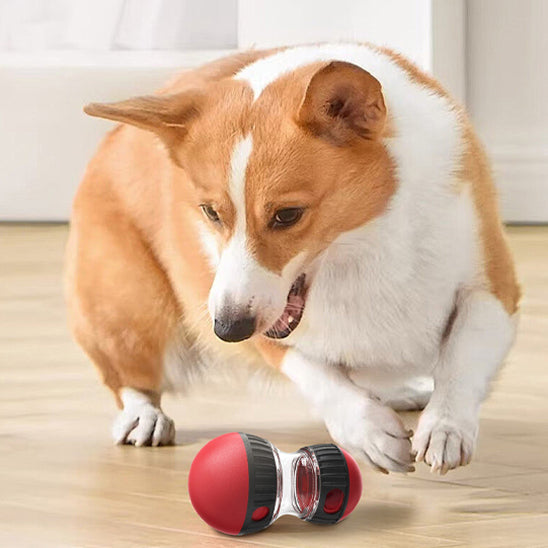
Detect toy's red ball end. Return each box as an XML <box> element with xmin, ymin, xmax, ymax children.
<box><xmin>188</xmin><ymin>432</ymin><xmax>249</xmax><ymax>535</ymax></box>
<box><xmin>341</xmin><ymin>449</ymin><xmax>363</xmax><ymax>520</ymax></box>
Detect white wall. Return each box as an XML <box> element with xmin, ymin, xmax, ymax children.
<box><xmin>431</xmin><ymin>0</ymin><xmax>466</xmax><ymax>104</ymax></box>
<box><xmin>239</xmin><ymin>0</ymin><xmax>434</xmax><ymax>68</ymax></box>
<box><xmin>0</xmin><ymin>0</ymin><xmax>237</xmax><ymax>51</ymax></box>
<box><xmin>467</xmin><ymin>0</ymin><xmax>548</xmax><ymax>222</ymax></box>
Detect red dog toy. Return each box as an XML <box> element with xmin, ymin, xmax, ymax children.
<box><xmin>188</xmin><ymin>432</ymin><xmax>362</xmax><ymax>535</ymax></box>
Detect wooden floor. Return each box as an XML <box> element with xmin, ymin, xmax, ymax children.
<box><xmin>1</xmin><ymin>224</ymin><xmax>547</xmax><ymax>548</ymax></box>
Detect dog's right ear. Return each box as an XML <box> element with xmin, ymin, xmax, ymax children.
<box><xmin>84</xmin><ymin>90</ymin><xmax>203</xmax><ymax>148</ymax></box>
<box><xmin>297</xmin><ymin>61</ymin><xmax>386</xmax><ymax>145</ymax></box>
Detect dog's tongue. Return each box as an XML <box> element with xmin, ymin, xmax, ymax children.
<box><xmin>270</xmin><ymin>293</ymin><xmax>305</xmax><ymax>332</ymax></box>
<box><xmin>287</xmin><ymin>292</ymin><xmax>306</xmax><ymax>323</ymax></box>
<box><xmin>269</xmin><ymin>276</ymin><xmax>306</xmax><ymax>332</ymax></box>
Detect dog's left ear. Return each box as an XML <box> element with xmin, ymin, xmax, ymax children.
<box><xmin>297</xmin><ymin>61</ymin><xmax>386</xmax><ymax>144</ymax></box>
<box><xmin>84</xmin><ymin>90</ymin><xmax>203</xmax><ymax>148</ymax></box>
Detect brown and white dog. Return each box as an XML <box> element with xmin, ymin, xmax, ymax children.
<box><xmin>65</xmin><ymin>43</ymin><xmax>519</xmax><ymax>474</ymax></box>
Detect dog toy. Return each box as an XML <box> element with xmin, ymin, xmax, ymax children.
<box><xmin>188</xmin><ymin>432</ymin><xmax>362</xmax><ymax>535</ymax></box>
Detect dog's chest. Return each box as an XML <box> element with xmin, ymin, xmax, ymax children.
<box><xmin>296</xmin><ymin>269</ymin><xmax>449</xmax><ymax>371</ymax></box>
<box><xmin>291</xmin><ymin>206</ymin><xmax>475</xmax><ymax>371</ymax></box>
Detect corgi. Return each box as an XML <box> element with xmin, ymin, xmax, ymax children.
<box><xmin>65</xmin><ymin>43</ymin><xmax>519</xmax><ymax>474</ymax></box>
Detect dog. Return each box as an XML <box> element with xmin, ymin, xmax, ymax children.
<box><xmin>65</xmin><ymin>43</ymin><xmax>519</xmax><ymax>474</ymax></box>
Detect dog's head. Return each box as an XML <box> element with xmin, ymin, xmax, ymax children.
<box><xmin>85</xmin><ymin>60</ymin><xmax>395</xmax><ymax>343</ymax></box>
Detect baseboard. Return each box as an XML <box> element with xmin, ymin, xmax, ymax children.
<box><xmin>491</xmin><ymin>147</ymin><xmax>548</xmax><ymax>223</ymax></box>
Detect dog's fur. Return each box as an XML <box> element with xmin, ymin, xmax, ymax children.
<box><xmin>65</xmin><ymin>43</ymin><xmax>519</xmax><ymax>474</ymax></box>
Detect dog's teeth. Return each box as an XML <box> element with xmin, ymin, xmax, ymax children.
<box><xmin>288</xmin><ymin>315</ymin><xmax>294</xmax><ymax>323</ymax></box>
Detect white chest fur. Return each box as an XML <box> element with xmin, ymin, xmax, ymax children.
<box><xmin>293</xmin><ymin>186</ymin><xmax>478</xmax><ymax>373</ymax></box>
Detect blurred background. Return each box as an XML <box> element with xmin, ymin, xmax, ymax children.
<box><xmin>0</xmin><ymin>0</ymin><xmax>547</xmax><ymax>224</ymax></box>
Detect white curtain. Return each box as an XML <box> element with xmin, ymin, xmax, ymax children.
<box><xmin>0</xmin><ymin>0</ymin><xmax>237</xmax><ymax>51</ymax></box>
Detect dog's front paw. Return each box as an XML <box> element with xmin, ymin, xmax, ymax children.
<box><xmin>413</xmin><ymin>407</ymin><xmax>477</xmax><ymax>474</ymax></box>
<box><xmin>112</xmin><ymin>403</ymin><xmax>175</xmax><ymax>447</ymax></box>
<box><xmin>325</xmin><ymin>396</ymin><xmax>415</xmax><ymax>474</ymax></box>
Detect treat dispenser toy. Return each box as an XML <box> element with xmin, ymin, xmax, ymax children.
<box><xmin>188</xmin><ymin>432</ymin><xmax>362</xmax><ymax>535</ymax></box>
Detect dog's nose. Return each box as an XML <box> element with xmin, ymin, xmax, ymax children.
<box><xmin>214</xmin><ymin>315</ymin><xmax>256</xmax><ymax>342</ymax></box>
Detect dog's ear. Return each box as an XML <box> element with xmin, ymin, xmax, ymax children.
<box><xmin>297</xmin><ymin>61</ymin><xmax>386</xmax><ymax>144</ymax></box>
<box><xmin>84</xmin><ymin>91</ymin><xmax>203</xmax><ymax>147</ymax></box>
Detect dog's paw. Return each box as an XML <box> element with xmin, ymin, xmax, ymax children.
<box><xmin>325</xmin><ymin>396</ymin><xmax>415</xmax><ymax>474</ymax></box>
<box><xmin>112</xmin><ymin>404</ymin><xmax>175</xmax><ymax>447</ymax></box>
<box><xmin>413</xmin><ymin>409</ymin><xmax>477</xmax><ymax>474</ymax></box>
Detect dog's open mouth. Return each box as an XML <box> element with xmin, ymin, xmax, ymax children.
<box><xmin>264</xmin><ymin>274</ymin><xmax>307</xmax><ymax>339</ymax></box>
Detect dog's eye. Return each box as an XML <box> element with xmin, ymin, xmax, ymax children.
<box><xmin>200</xmin><ymin>204</ymin><xmax>221</xmax><ymax>224</ymax></box>
<box><xmin>270</xmin><ymin>207</ymin><xmax>304</xmax><ymax>229</ymax></box>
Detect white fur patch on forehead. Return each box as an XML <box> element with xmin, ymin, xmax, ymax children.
<box><xmin>229</xmin><ymin>136</ymin><xmax>253</xmax><ymax>233</ymax></box>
